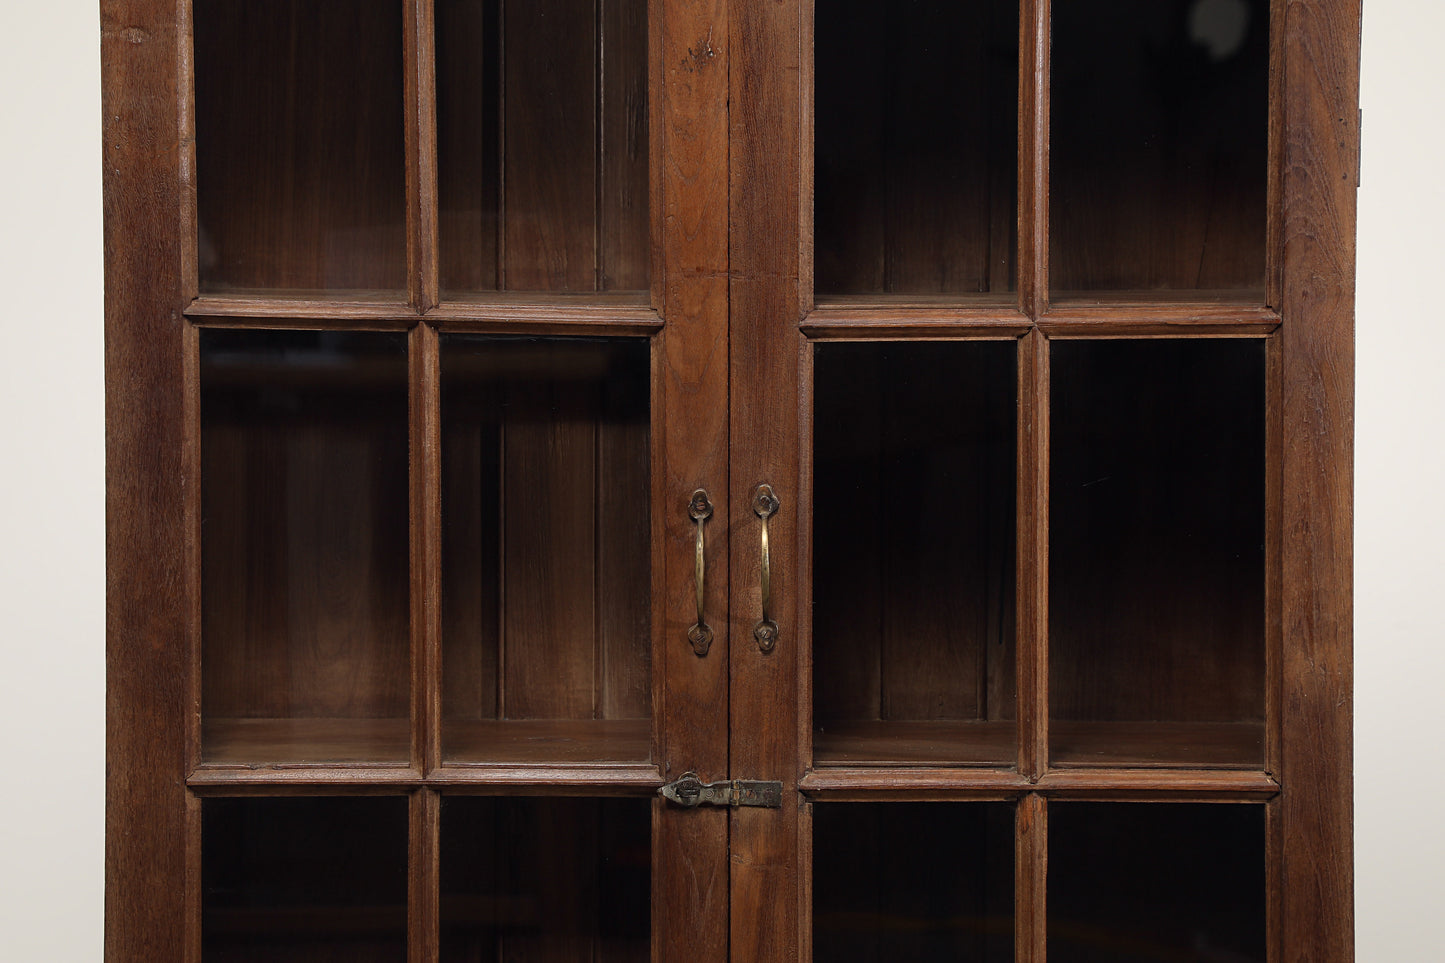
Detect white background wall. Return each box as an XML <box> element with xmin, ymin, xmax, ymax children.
<box><xmin>0</xmin><ymin>0</ymin><xmax>1438</xmax><ymax>958</ymax></box>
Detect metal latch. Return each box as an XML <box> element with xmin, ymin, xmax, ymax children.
<box><xmin>659</xmin><ymin>772</ymin><xmax>783</xmax><ymax>809</ymax></box>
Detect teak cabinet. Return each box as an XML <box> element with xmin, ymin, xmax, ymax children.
<box><xmin>103</xmin><ymin>0</ymin><xmax>1358</xmax><ymax>960</ymax></box>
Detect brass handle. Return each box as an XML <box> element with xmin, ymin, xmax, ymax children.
<box><xmin>752</xmin><ymin>484</ymin><xmax>780</xmax><ymax>652</ymax></box>
<box><xmin>687</xmin><ymin>490</ymin><xmax>714</xmax><ymax>656</ymax></box>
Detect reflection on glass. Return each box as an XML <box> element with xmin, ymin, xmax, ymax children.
<box><xmin>1049</xmin><ymin>803</ymin><xmax>1266</xmax><ymax>962</ymax></box>
<box><xmin>815</xmin><ymin>0</ymin><xmax>1018</xmax><ymax>295</ymax></box>
<box><xmin>201</xmin><ymin>330</ymin><xmax>410</xmax><ymax>766</ymax></box>
<box><xmin>203</xmin><ymin>797</ymin><xmax>408</xmax><ymax>961</ymax></box>
<box><xmin>1049</xmin><ymin>339</ymin><xmax>1265</xmax><ymax>768</ymax></box>
<box><xmin>441</xmin><ymin>337</ymin><xmax>651</xmax><ymax>764</ymax></box>
<box><xmin>814</xmin><ymin>802</ymin><xmax>1014</xmax><ymax>961</ymax></box>
<box><xmin>813</xmin><ymin>342</ymin><xmax>1016</xmax><ymax>767</ymax></box>
<box><xmin>441</xmin><ymin>796</ymin><xmax>650</xmax><ymax>962</ymax></box>
<box><xmin>1050</xmin><ymin>0</ymin><xmax>1269</xmax><ymax>295</ymax></box>
<box><xmin>194</xmin><ymin>1</ymin><xmax>407</xmax><ymax>294</ymax></box>
<box><xmin>437</xmin><ymin>0</ymin><xmax>649</xmax><ymax>294</ymax></box>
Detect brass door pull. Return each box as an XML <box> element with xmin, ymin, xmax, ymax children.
<box><xmin>687</xmin><ymin>490</ymin><xmax>715</xmax><ymax>656</ymax></box>
<box><xmin>752</xmin><ymin>484</ymin><xmax>780</xmax><ymax>652</ymax></box>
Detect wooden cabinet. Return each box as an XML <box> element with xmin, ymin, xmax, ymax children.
<box><xmin>104</xmin><ymin>0</ymin><xmax>1357</xmax><ymax>960</ymax></box>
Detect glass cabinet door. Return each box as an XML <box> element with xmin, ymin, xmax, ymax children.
<box><xmin>180</xmin><ymin>0</ymin><xmax>727</xmax><ymax>959</ymax></box>
<box><xmin>737</xmin><ymin>1</ymin><xmax>1280</xmax><ymax>960</ymax></box>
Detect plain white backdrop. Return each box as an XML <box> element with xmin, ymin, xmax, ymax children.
<box><xmin>0</xmin><ymin>0</ymin><xmax>1438</xmax><ymax>958</ymax></box>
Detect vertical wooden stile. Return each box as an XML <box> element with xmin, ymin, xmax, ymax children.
<box><xmin>413</xmin><ymin>323</ymin><xmax>442</xmax><ymax>773</ymax></box>
<box><xmin>104</xmin><ymin>0</ymin><xmax>192</xmax><ymax>956</ymax></box>
<box><xmin>656</xmin><ymin>0</ymin><xmax>732</xmax><ymax>956</ymax></box>
<box><xmin>730</xmin><ymin>0</ymin><xmax>802</xmax><ymax>960</ymax></box>
<box><xmin>406</xmin><ymin>0</ymin><xmax>441</xmax><ymax>310</ymax></box>
<box><xmin>1265</xmin><ymin>334</ymin><xmax>1284</xmax><ymax>778</ymax></box>
<box><xmin>410</xmin><ymin>788</ymin><xmax>441</xmax><ymax>963</ymax></box>
<box><xmin>1018</xmin><ymin>0</ymin><xmax>1049</xmax><ymax>319</ymax></box>
<box><xmin>1017</xmin><ymin>793</ymin><xmax>1047</xmax><ymax>963</ymax></box>
<box><xmin>1017</xmin><ymin>329</ymin><xmax>1048</xmax><ymax>779</ymax></box>
<box><xmin>1278</xmin><ymin>0</ymin><xmax>1360</xmax><ymax>955</ymax></box>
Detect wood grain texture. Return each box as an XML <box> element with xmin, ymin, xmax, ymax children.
<box><xmin>1017</xmin><ymin>793</ymin><xmax>1046</xmax><ymax>963</ymax></box>
<box><xmin>730</xmin><ymin>0</ymin><xmax>802</xmax><ymax>959</ymax></box>
<box><xmin>410</xmin><ymin>789</ymin><xmax>441</xmax><ymax>963</ymax></box>
<box><xmin>413</xmin><ymin>324</ymin><xmax>442</xmax><ymax>773</ymax></box>
<box><xmin>103</xmin><ymin>2</ymin><xmax>190</xmax><ymax>956</ymax></box>
<box><xmin>199</xmin><ymin>332</ymin><xmax>411</xmax><ymax>744</ymax></box>
<box><xmin>1018</xmin><ymin>330</ymin><xmax>1047</xmax><ymax>778</ymax></box>
<box><xmin>655</xmin><ymin>0</ymin><xmax>732</xmax><ymax>958</ymax></box>
<box><xmin>1019</xmin><ymin>0</ymin><xmax>1049</xmax><ymax>317</ymax></box>
<box><xmin>1278</xmin><ymin>0</ymin><xmax>1359</xmax><ymax>957</ymax></box>
<box><xmin>193</xmin><ymin>0</ymin><xmax>407</xmax><ymax>293</ymax></box>
<box><xmin>406</xmin><ymin>0</ymin><xmax>441</xmax><ymax>310</ymax></box>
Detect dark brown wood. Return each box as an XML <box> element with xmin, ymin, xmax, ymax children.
<box><xmin>504</xmin><ymin>0</ymin><xmax>598</xmax><ymax>290</ymax></box>
<box><xmin>1018</xmin><ymin>329</ymin><xmax>1047</xmax><ymax>779</ymax></box>
<box><xmin>1278</xmin><ymin>0</ymin><xmax>1359</xmax><ymax>956</ymax></box>
<box><xmin>813</xmin><ymin>720</ymin><xmax>1015</xmax><ymax>768</ymax></box>
<box><xmin>1050</xmin><ymin>721</ymin><xmax>1265</xmax><ymax>770</ymax></box>
<box><xmin>1017</xmin><ymin>793</ymin><xmax>1045</xmax><ymax>963</ymax></box>
<box><xmin>730</xmin><ymin>0</ymin><xmax>802</xmax><ymax>959</ymax></box>
<box><xmin>199</xmin><ymin>718</ymin><xmax>412</xmax><ymax>767</ymax></box>
<box><xmin>191</xmin><ymin>0</ymin><xmax>408</xmax><ymax>294</ymax></box>
<box><xmin>1019</xmin><ymin>0</ymin><xmax>1049</xmax><ymax>318</ymax></box>
<box><xmin>406</xmin><ymin>0</ymin><xmax>441</xmax><ymax>310</ymax></box>
<box><xmin>654</xmin><ymin>0</ymin><xmax>732</xmax><ymax>959</ymax></box>
<box><xmin>443</xmin><ymin>719</ymin><xmax>651</xmax><ymax>765</ymax></box>
<box><xmin>413</xmin><ymin>324</ymin><xmax>442</xmax><ymax>773</ymax></box>
<box><xmin>104</xmin><ymin>1</ymin><xmax>191</xmax><ymax>956</ymax></box>
<box><xmin>600</xmin><ymin>0</ymin><xmax>651</xmax><ymax>290</ymax></box>
<box><xmin>409</xmin><ymin>789</ymin><xmax>440</xmax><ymax>963</ymax></box>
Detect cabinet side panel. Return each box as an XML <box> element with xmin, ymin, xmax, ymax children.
<box><xmin>1279</xmin><ymin>0</ymin><xmax>1359</xmax><ymax>958</ymax></box>
<box><xmin>103</xmin><ymin>0</ymin><xmax>190</xmax><ymax>959</ymax></box>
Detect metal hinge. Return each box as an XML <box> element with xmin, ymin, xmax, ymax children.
<box><xmin>659</xmin><ymin>772</ymin><xmax>783</xmax><ymax>809</ymax></box>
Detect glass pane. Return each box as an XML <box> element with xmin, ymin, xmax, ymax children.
<box><xmin>441</xmin><ymin>337</ymin><xmax>650</xmax><ymax>764</ymax></box>
<box><xmin>814</xmin><ymin>802</ymin><xmax>1014</xmax><ymax>961</ymax></box>
<box><xmin>201</xmin><ymin>330</ymin><xmax>410</xmax><ymax>765</ymax></box>
<box><xmin>1048</xmin><ymin>803</ymin><xmax>1266</xmax><ymax>962</ymax></box>
<box><xmin>815</xmin><ymin>0</ymin><xmax>1018</xmax><ymax>296</ymax></box>
<box><xmin>437</xmin><ymin>0</ymin><xmax>649</xmax><ymax>295</ymax></box>
<box><xmin>194</xmin><ymin>1</ymin><xmax>407</xmax><ymax>295</ymax></box>
<box><xmin>1050</xmin><ymin>340</ymin><xmax>1265</xmax><ymax>768</ymax></box>
<box><xmin>203</xmin><ymin>797</ymin><xmax>408</xmax><ymax>961</ymax></box>
<box><xmin>441</xmin><ymin>796</ymin><xmax>650</xmax><ymax>962</ymax></box>
<box><xmin>813</xmin><ymin>342</ymin><xmax>1016</xmax><ymax>767</ymax></box>
<box><xmin>1050</xmin><ymin>0</ymin><xmax>1269</xmax><ymax>296</ymax></box>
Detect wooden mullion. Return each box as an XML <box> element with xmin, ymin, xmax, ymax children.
<box><xmin>1265</xmin><ymin>334</ymin><xmax>1284</xmax><ymax>779</ymax></box>
<box><xmin>405</xmin><ymin>0</ymin><xmax>441</xmax><ymax>311</ymax></box>
<box><xmin>184</xmin><ymin>321</ymin><xmax>203</xmax><ymax>775</ymax></box>
<box><xmin>1017</xmin><ymin>328</ymin><xmax>1048</xmax><ymax>780</ymax></box>
<box><xmin>1265</xmin><ymin>0</ymin><xmax>1287</xmax><ymax>311</ymax></box>
<box><xmin>1019</xmin><ymin>0</ymin><xmax>1049</xmax><ymax>319</ymax></box>
<box><xmin>409</xmin><ymin>788</ymin><xmax>441</xmax><ymax>963</ymax></box>
<box><xmin>412</xmin><ymin>323</ymin><xmax>442</xmax><ymax>775</ymax></box>
<box><xmin>1017</xmin><ymin>792</ymin><xmax>1046</xmax><ymax>963</ymax></box>
<box><xmin>179</xmin><ymin>0</ymin><xmax>199</xmax><ymax>302</ymax></box>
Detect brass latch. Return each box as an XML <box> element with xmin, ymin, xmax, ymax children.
<box><xmin>659</xmin><ymin>772</ymin><xmax>783</xmax><ymax>809</ymax></box>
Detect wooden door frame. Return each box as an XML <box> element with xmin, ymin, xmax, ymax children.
<box><xmin>727</xmin><ymin>0</ymin><xmax>1358</xmax><ymax>960</ymax></box>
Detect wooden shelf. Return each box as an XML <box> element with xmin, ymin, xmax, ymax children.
<box><xmin>813</xmin><ymin>720</ymin><xmax>1016</xmax><ymax>768</ymax></box>
<box><xmin>812</xmin><ymin>720</ymin><xmax>1264</xmax><ymax>771</ymax></box>
<box><xmin>201</xmin><ymin>718</ymin><xmax>410</xmax><ymax>768</ymax></box>
<box><xmin>1050</xmin><ymin>721</ymin><xmax>1264</xmax><ymax>770</ymax></box>
<box><xmin>442</xmin><ymin>718</ymin><xmax>650</xmax><ymax>766</ymax></box>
